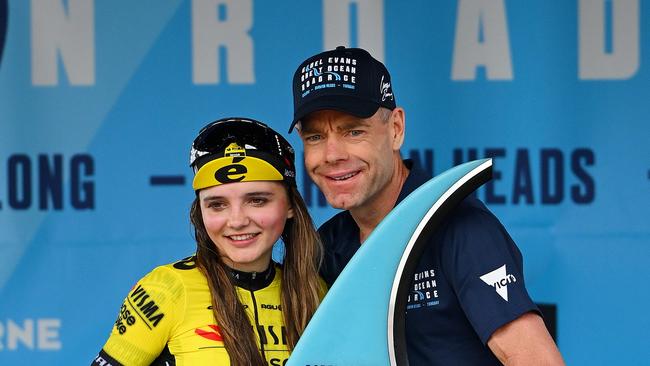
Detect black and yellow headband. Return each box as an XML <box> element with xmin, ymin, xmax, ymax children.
<box><xmin>190</xmin><ymin>118</ymin><xmax>296</xmax><ymax>191</ymax></box>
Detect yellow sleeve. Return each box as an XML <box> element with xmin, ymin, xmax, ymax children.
<box><xmin>100</xmin><ymin>266</ymin><xmax>186</xmax><ymax>365</ymax></box>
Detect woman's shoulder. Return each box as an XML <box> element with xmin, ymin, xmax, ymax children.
<box><xmin>160</xmin><ymin>255</ymin><xmax>202</xmax><ymax>273</ymax></box>
<box><xmin>139</xmin><ymin>255</ymin><xmax>205</xmax><ymax>291</ymax></box>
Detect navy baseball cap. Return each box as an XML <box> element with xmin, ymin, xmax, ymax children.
<box><xmin>290</xmin><ymin>46</ymin><xmax>396</xmax><ymax>132</ymax></box>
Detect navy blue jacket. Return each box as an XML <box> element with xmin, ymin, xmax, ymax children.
<box><xmin>318</xmin><ymin>160</ymin><xmax>539</xmax><ymax>365</ymax></box>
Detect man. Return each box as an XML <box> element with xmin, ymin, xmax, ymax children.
<box><xmin>289</xmin><ymin>46</ymin><xmax>565</xmax><ymax>365</ymax></box>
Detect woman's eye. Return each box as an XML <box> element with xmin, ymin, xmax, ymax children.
<box><xmin>249</xmin><ymin>198</ymin><xmax>268</xmax><ymax>206</ymax></box>
<box><xmin>207</xmin><ymin>202</ymin><xmax>227</xmax><ymax>210</ymax></box>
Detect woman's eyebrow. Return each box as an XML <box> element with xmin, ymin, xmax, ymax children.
<box><xmin>201</xmin><ymin>195</ymin><xmax>224</xmax><ymax>202</ymax></box>
<box><xmin>244</xmin><ymin>192</ymin><xmax>274</xmax><ymax>197</ymax></box>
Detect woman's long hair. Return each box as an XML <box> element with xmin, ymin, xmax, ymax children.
<box><xmin>190</xmin><ymin>183</ymin><xmax>323</xmax><ymax>366</ymax></box>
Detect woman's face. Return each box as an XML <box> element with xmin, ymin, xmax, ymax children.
<box><xmin>198</xmin><ymin>181</ymin><xmax>293</xmax><ymax>272</ymax></box>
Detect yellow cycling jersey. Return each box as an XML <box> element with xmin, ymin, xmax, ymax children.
<box><xmin>93</xmin><ymin>256</ymin><xmax>303</xmax><ymax>366</ymax></box>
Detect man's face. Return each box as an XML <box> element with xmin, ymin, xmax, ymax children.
<box><xmin>298</xmin><ymin>108</ymin><xmax>403</xmax><ymax>211</ymax></box>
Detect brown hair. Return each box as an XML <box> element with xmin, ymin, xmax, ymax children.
<box><xmin>190</xmin><ymin>183</ymin><xmax>323</xmax><ymax>366</ymax></box>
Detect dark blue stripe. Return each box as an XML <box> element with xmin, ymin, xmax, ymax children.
<box><xmin>150</xmin><ymin>175</ymin><xmax>185</xmax><ymax>186</ymax></box>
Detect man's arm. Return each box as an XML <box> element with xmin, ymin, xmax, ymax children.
<box><xmin>487</xmin><ymin>312</ymin><xmax>565</xmax><ymax>365</ymax></box>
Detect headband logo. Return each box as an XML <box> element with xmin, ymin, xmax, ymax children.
<box><xmin>215</xmin><ymin>163</ymin><xmax>247</xmax><ymax>184</ymax></box>
<box><xmin>210</xmin><ymin>143</ymin><xmax>248</xmax><ymax>183</ymax></box>
<box><xmin>224</xmin><ymin>142</ymin><xmax>245</xmax><ymax>157</ymax></box>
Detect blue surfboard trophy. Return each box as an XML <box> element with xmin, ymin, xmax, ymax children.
<box><xmin>287</xmin><ymin>159</ymin><xmax>493</xmax><ymax>366</ymax></box>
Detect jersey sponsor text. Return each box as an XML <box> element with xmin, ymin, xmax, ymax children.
<box><xmin>128</xmin><ymin>285</ymin><xmax>165</xmax><ymax>328</ymax></box>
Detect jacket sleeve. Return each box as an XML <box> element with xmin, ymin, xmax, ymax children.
<box><xmin>92</xmin><ymin>266</ymin><xmax>185</xmax><ymax>365</ymax></box>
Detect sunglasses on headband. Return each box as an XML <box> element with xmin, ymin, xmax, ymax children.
<box><xmin>189</xmin><ymin>117</ymin><xmax>296</xmax><ymax>189</ymax></box>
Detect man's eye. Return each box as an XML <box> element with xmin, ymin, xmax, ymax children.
<box><xmin>349</xmin><ymin>130</ymin><xmax>364</xmax><ymax>137</ymax></box>
<box><xmin>304</xmin><ymin>134</ymin><xmax>322</xmax><ymax>142</ymax></box>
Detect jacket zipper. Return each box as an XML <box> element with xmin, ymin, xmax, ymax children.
<box><xmin>249</xmin><ymin>272</ymin><xmax>267</xmax><ymax>363</ymax></box>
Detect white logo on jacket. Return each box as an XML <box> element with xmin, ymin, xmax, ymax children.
<box><xmin>480</xmin><ymin>264</ymin><xmax>517</xmax><ymax>301</ymax></box>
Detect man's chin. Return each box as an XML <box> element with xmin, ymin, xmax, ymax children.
<box><xmin>326</xmin><ymin>194</ymin><xmax>359</xmax><ymax>210</ymax></box>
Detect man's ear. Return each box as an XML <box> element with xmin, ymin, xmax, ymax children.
<box><xmin>390</xmin><ymin>107</ymin><xmax>406</xmax><ymax>150</ymax></box>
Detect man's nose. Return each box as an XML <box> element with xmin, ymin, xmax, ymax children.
<box><xmin>324</xmin><ymin>135</ymin><xmax>347</xmax><ymax>163</ymax></box>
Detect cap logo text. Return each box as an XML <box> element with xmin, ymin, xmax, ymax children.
<box><xmin>300</xmin><ymin>57</ymin><xmax>358</xmax><ymax>97</ymax></box>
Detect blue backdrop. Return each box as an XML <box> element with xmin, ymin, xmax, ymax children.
<box><xmin>1</xmin><ymin>0</ymin><xmax>648</xmax><ymax>364</ymax></box>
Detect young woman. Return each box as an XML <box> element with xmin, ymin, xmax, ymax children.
<box><xmin>93</xmin><ymin>117</ymin><xmax>325</xmax><ymax>366</ymax></box>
